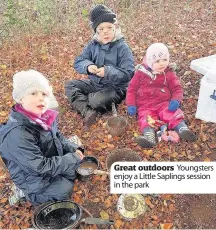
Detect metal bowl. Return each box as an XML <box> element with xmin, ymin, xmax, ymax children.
<box><xmin>32</xmin><ymin>200</ymin><xmax>82</xmax><ymax>229</ymax></box>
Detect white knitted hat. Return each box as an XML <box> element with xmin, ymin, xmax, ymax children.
<box><xmin>146</xmin><ymin>43</ymin><xmax>170</xmax><ymax>69</ymax></box>
<box><xmin>12</xmin><ymin>70</ymin><xmax>51</xmax><ymax>102</ymax></box>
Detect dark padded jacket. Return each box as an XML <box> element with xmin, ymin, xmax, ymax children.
<box><xmin>74</xmin><ymin>38</ymin><xmax>135</xmax><ymax>89</ymax></box>
<box><xmin>0</xmin><ymin>108</ymin><xmax>81</xmax><ymax>204</ymax></box>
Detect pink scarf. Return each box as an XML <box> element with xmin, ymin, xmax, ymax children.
<box><xmin>15</xmin><ymin>104</ymin><xmax>59</xmax><ymax>130</ymax></box>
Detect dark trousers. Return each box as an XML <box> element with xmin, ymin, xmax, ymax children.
<box><xmin>65</xmin><ymin>79</ymin><xmax>126</xmax><ymax>116</ymax></box>
<box><xmin>27</xmin><ymin>176</ymin><xmax>73</xmax><ymax>205</ymax></box>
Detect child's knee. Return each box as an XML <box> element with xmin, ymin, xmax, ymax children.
<box><xmin>88</xmin><ymin>91</ymin><xmax>112</xmax><ymax>109</ymax></box>
<box><xmin>29</xmin><ymin>178</ymin><xmax>74</xmax><ymax>204</ymax></box>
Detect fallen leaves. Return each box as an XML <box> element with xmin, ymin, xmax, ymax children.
<box><xmin>161</xmin><ymin>194</ymin><xmax>173</xmax><ymax>200</ymax></box>
<box><xmin>0</xmin><ymin>64</ymin><xmax>7</xmax><ymax>70</ymax></box>
<box><xmin>207</xmin><ymin>142</ymin><xmax>216</xmax><ymax>149</ymax></box>
<box><xmin>184</xmin><ymin>70</ymin><xmax>192</xmax><ymax>76</ymax></box>
<box><xmin>151</xmin><ymin>215</ymin><xmax>158</xmax><ymax>221</ymax></box>
<box><xmin>73</xmin><ymin>193</ymin><xmax>81</xmax><ymax>203</ymax></box>
<box><xmin>114</xmin><ymin>219</ymin><xmax>123</xmax><ymax>229</ymax></box>
<box><xmin>160</xmin><ymin>223</ymin><xmax>173</xmax><ymax>229</ymax></box>
<box><xmin>0</xmin><ymin>174</ymin><xmax>7</xmax><ymax>180</ymax></box>
<box><xmin>143</xmin><ymin>149</ymin><xmax>154</xmax><ymax>156</ymax></box>
<box><xmin>0</xmin><ymin>197</ymin><xmax>8</xmax><ymax>203</ymax></box>
<box><xmin>0</xmin><ymin>111</ymin><xmax>8</xmax><ymax>117</ymax></box>
<box><xmin>144</xmin><ymin>197</ymin><xmax>154</xmax><ymax>209</ymax></box>
<box><xmin>104</xmin><ymin>196</ymin><xmax>112</xmax><ymax>208</ymax></box>
<box><xmin>168</xmin><ymin>204</ymin><xmax>175</xmax><ymax>212</ymax></box>
<box><xmin>133</xmin><ymin>133</ymin><xmax>138</xmax><ymax>138</ymax></box>
<box><xmin>100</xmin><ymin>210</ymin><xmax>109</xmax><ymax>219</ymax></box>
<box><xmin>204</xmin><ymin>157</ymin><xmax>211</xmax><ymax>162</ymax></box>
<box><xmin>92</xmin><ymin>197</ymin><xmax>100</xmax><ymax>203</ymax></box>
<box><xmin>0</xmin><ymin>2</ymin><xmax>216</xmax><ymax>230</ymax></box>
<box><xmin>210</xmin><ymin>42</ymin><xmax>216</xmax><ymax>47</ymax></box>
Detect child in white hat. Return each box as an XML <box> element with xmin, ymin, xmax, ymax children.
<box><xmin>126</xmin><ymin>43</ymin><xmax>196</xmax><ymax>148</ymax></box>
<box><xmin>0</xmin><ymin>70</ymin><xmax>84</xmax><ymax>205</ymax></box>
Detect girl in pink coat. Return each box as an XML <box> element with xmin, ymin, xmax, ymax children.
<box><xmin>126</xmin><ymin>43</ymin><xmax>196</xmax><ymax>148</ymax></box>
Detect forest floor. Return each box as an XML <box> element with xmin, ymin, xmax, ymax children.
<box><xmin>0</xmin><ymin>0</ymin><xmax>216</xmax><ymax>229</ymax></box>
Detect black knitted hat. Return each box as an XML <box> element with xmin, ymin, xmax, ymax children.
<box><xmin>90</xmin><ymin>4</ymin><xmax>116</xmax><ymax>32</ymax></box>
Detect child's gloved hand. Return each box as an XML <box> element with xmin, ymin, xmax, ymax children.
<box><xmin>127</xmin><ymin>106</ymin><xmax>137</xmax><ymax>116</ymax></box>
<box><xmin>168</xmin><ymin>100</ymin><xmax>180</xmax><ymax>111</ymax></box>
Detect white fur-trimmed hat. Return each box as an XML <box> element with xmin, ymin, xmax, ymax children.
<box><xmin>12</xmin><ymin>69</ymin><xmax>51</xmax><ymax>102</ymax></box>
<box><xmin>146</xmin><ymin>43</ymin><xmax>170</xmax><ymax>69</ymax></box>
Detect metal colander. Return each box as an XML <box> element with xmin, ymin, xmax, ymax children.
<box><xmin>106</xmin><ymin>148</ymin><xmax>142</xmax><ymax>170</ymax></box>
<box><xmin>107</xmin><ymin>103</ymin><xmax>127</xmax><ymax>136</ymax></box>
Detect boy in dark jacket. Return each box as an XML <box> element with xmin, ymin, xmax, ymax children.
<box><xmin>0</xmin><ymin>70</ymin><xmax>84</xmax><ymax>205</ymax></box>
<box><xmin>126</xmin><ymin>43</ymin><xmax>196</xmax><ymax>148</ymax></box>
<box><xmin>65</xmin><ymin>4</ymin><xmax>135</xmax><ymax>127</ymax></box>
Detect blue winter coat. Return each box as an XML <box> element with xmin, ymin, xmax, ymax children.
<box><xmin>0</xmin><ymin>108</ymin><xmax>81</xmax><ymax>204</ymax></box>
<box><xmin>74</xmin><ymin>38</ymin><xmax>135</xmax><ymax>89</ymax></box>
